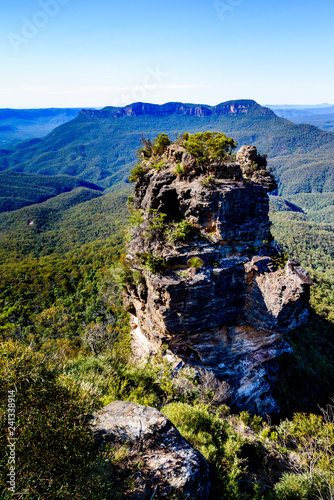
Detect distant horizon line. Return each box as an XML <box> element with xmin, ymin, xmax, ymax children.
<box><xmin>0</xmin><ymin>101</ymin><xmax>333</xmax><ymax>111</ymax></box>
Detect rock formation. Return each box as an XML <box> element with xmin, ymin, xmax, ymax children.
<box><xmin>90</xmin><ymin>401</ymin><xmax>210</xmax><ymax>499</ymax></box>
<box><xmin>123</xmin><ymin>133</ymin><xmax>312</xmax><ymax>415</ymax></box>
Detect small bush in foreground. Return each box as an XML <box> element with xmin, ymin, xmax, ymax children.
<box><xmin>0</xmin><ymin>341</ymin><xmax>99</xmax><ymax>498</ymax></box>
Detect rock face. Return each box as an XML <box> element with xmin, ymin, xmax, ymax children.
<box><xmin>236</xmin><ymin>145</ymin><xmax>277</xmax><ymax>192</ymax></box>
<box><xmin>124</xmin><ymin>137</ymin><xmax>312</xmax><ymax>414</ymax></box>
<box><xmin>90</xmin><ymin>401</ymin><xmax>210</xmax><ymax>499</ymax></box>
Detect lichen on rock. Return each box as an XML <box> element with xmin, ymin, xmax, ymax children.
<box><xmin>123</xmin><ymin>132</ymin><xmax>312</xmax><ymax>415</ymax></box>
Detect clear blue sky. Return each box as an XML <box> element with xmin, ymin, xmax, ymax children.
<box><xmin>1</xmin><ymin>0</ymin><xmax>333</xmax><ymax>108</ymax></box>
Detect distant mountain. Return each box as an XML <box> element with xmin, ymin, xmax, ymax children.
<box><xmin>79</xmin><ymin>100</ymin><xmax>274</xmax><ymax>119</ymax></box>
<box><xmin>0</xmin><ymin>99</ymin><xmax>334</xmax><ymax>218</ymax></box>
<box><xmin>267</xmin><ymin>105</ymin><xmax>334</xmax><ymax>132</ymax></box>
<box><xmin>0</xmin><ymin>108</ymin><xmax>86</xmax><ymax>147</ymax></box>
<box><xmin>0</xmin><ymin>171</ymin><xmax>103</xmax><ymax>214</ymax></box>
<box><xmin>269</xmin><ymin>106</ymin><xmax>334</xmax><ymax>118</ymax></box>
<box><xmin>267</xmin><ymin>104</ymin><xmax>333</xmax><ymax>110</ymax></box>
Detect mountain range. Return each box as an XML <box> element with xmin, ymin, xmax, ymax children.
<box><xmin>0</xmin><ymin>99</ymin><xmax>334</xmax><ymax>213</ymax></box>
<box><xmin>270</xmin><ymin>104</ymin><xmax>334</xmax><ymax>132</ymax></box>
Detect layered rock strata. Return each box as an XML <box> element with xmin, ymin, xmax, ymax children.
<box><xmin>124</xmin><ymin>140</ymin><xmax>312</xmax><ymax>414</ymax></box>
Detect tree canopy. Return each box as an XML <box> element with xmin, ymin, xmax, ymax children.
<box><xmin>183</xmin><ymin>131</ymin><xmax>237</xmax><ymax>165</ymax></box>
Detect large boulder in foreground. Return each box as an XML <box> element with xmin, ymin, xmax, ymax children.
<box><xmin>90</xmin><ymin>401</ymin><xmax>210</xmax><ymax>499</ymax></box>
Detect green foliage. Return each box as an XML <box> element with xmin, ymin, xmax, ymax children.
<box><xmin>274</xmin><ymin>412</ymin><xmax>334</xmax><ymax>498</ymax></box>
<box><xmin>163</xmin><ymin>403</ymin><xmax>230</xmax><ymax>462</ymax></box>
<box><xmin>128</xmin><ymin>208</ymin><xmax>144</xmax><ymax>227</ymax></box>
<box><xmin>144</xmin><ymin>209</ymin><xmax>167</xmax><ymax>238</ymax></box>
<box><xmin>140</xmin><ymin>251</ymin><xmax>166</xmax><ymax>273</ymax></box>
<box><xmin>101</xmin><ymin>355</ymin><xmax>174</xmax><ymax>408</ymax></box>
<box><xmin>183</xmin><ymin>131</ymin><xmax>237</xmax><ymax>165</ymax></box>
<box><xmin>270</xmin><ymin>211</ymin><xmax>334</xmax><ymax>283</ymax></box>
<box><xmin>0</xmin><ymin>230</ymin><xmax>129</xmax><ymax>349</ymax></box>
<box><xmin>0</xmin><ymin>341</ymin><xmax>99</xmax><ymax>498</ymax></box>
<box><xmin>151</xmin><ymin>159</ymin><xmax>167</xmax><ymax>172</ymax></box>
<box><xmin>152</xmin><ymin>133</ymin><xmax>170</xmax><ymax>155</ymax></box>
<box><xmin>0</xmin><ymin>188</ymin><xmax>129</xmax><ymax>260</ymax></box>
<box><xmin>201</xmin><ymin>175</ymin><xmax>215</xmax><ymax>187</ymax></box>
<box><xmin>251</xmin><ymin>415</ymin><xmax>264</xmax><ymax>434</ymax></box>
<box><xmin>188</xmin><ymin>257</ymin><xmax>204</xmax><ymax>269</ymax></box>
<box><xmin>174</xmin><ymin>162</ymin><xmax>185</xmax><ymax>176</ymax></box>
<box><xmin>162</xmin><ymin>403</ymin><xmax>244</xmax><ymax>499</ymax></box>
<box><xmin>270</xmin><ymin>210</ymin><xmax>334</xmax><ymax>322</ymax></box>
<box><xmin>128</xmin><ymin>162</ymin><xmax>147</xmax><ymax>183</ymax></box>
<box><xmin>271</xmin><ymin>251</ymin><xmax>289</xmax><ymax>269</ymax></box>
<box><xmin>239</xmin><ymin>410</ymin><xmax>251</xmax><ymax>426</ymax></box>
<box><xmin>274</xmin><ymin>473</ymin><xmax>317</xmax><ymax>500</ymax></box>
<box><xmin>239</xmin><ymin>412</ymin><xmax>263</xmax><ymax>433</ymax></box>
<box><xmin>286</xmin><ymin>192</ymin><xmax>334</xmax><ymax>224</ymax></box>
<box><xmin>138</xmin><ymin>134</ymin><xmax>152</xmax><ymax>158</ymax></box>
<box><xmin>166</xmin><ymin>220</ymin><xmax>198</xmax><ymax>244</ymax></box>
<box><xmin>109</xmin><ymin>259</ymin><xmax>133</xmax><ymax>292</ymax></box>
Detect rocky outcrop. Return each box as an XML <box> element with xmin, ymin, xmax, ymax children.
<box><xmin>90</xmin><ymin>401</ymin><xmax>210</xmax><ymax>499</ymax></box>
<box><xmin>236</xmin><ymin>145</ymin><xmax>277</xmax><ymax>192</ymax></box>
<box><xmin>124</xmin><ymin>136</ymin><xmax>312</xmax><ymax>414</ymax></box>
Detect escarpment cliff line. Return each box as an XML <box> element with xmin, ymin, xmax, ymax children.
<box><xmin>123</xmin><ymin>132</ymin><xmax>312</xmax><ymax>415</ymax></box>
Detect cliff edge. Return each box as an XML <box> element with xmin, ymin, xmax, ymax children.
<box><xmin>123</xmin><ymin>132</ymin><xmax>312</xmax><ymax>415</ymax></box>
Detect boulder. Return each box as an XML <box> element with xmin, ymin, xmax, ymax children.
<box><xmin>90</xmin><ymin>401</ymin><xmax>210</xmax><ymax>499</ymax></box>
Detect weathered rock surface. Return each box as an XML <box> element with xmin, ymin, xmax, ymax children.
<box><xmin>124</xmin><ymin>140</ymin><xmax>312</xmax><ymax>414</ymax></box>
<box><xmin>90</xmin><ymin>401</ymin><xmax>210</xmax><ymax>499</ymax></box>
<box><xmin>236</xmin><ymin>145</ymin><xmax>277</xmax><ymax>192</ymax></box>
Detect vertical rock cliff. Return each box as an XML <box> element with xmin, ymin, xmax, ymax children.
<box><xmin>123</xmin><ymin>133</ymin><xmax>312</xmax><ymax>415</ymax></box>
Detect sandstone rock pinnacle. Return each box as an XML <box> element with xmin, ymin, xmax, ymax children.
<box><xmin>123</xmin><ymin>133</ymin><xmax>312</xmax><ymax>414</ymax></box>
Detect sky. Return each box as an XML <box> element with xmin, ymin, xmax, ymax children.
<box><xmin>1</xmin><ymin>0</ymin><xmax>334</xmax><ymax>108</ymax></box>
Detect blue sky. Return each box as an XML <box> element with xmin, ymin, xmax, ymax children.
<box><xmin>1</xmin><ymin>0</ymin><xmax>334</xmax><ymax>108</ymax></box>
